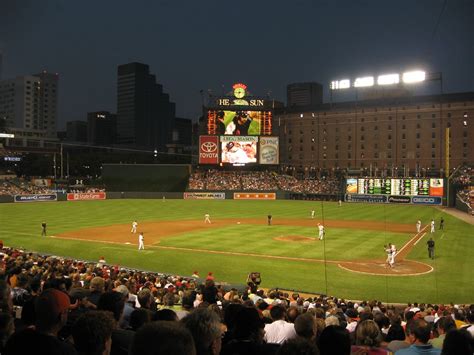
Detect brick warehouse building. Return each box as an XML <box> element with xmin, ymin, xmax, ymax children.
<box><xmin>276</xmin><ymin>92</ymin><xmax>473</xmax><ymax>176</ymax></box>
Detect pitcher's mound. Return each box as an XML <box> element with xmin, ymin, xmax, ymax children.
<box><xmin>274</xmin><ymin>235</ymin><xmax>315</xmax><ymax>243</ymax></box>
<box><xmin>338</xmin><ymin>259</ymin><xmax>433</xmax><ymax>276</ymax></box>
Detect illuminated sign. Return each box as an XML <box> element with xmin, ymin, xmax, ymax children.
<box><xmin>330</xmin><ymin>70</ymin><xmax>426</xmax><ymax>90</ymax></box>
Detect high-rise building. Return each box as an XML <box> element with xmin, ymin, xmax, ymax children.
<box><xmin>87</xmin><ymin>111</ymin><xmax>117</xmax><ymax>145</ymax></box>
<box><xmin>116</xmin><ymin>62</ymin><xmax>175</xmax><ymax>149</ymax></box>
<box><xmin>287</xmin><ymin>82</ymin><xmax>323</xmax><ymax>109</ymax></box>
<box><xmin>66</xmin><ymin>120</ymin><xmax>87</xmax><ymax>142</ymax></box>
<box><xmin>0</xmin><ymin>70</ymin><xmax>59</xmax><ymax>147</ymax></box>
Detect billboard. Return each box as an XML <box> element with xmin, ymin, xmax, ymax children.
<box><xmin>234</xmin><ymin>192</ymin><xmax>276</xmax><ymax>200</ymax></box>
<box><xmin>220</xmin><ymin>136</ymin><xmax>258</xmax><ymax>164</ymax></box>
<box><xmin>14</xmin><ymin>194</ymin><xmax>57</xmax><ymax>203</ymax></box>
<box><xmin>347</xmin><ymin>178</ymin><xmax>444</xmax><ymax>197</ymax></box>
<box><xmin>207</xmin><ymin>110</ymin><xmax>272</xmax><ymax>136</ymax></box>
<box><xmin>183</xmin><ymin>192</ymin><xmax>225</xmax><ymax>200</ymax></box>
<box><xmin>199</xmin><ymin>136</ymin><xmax>219</xmax><ymax>164</ymax></box>
<box><xmin>259</xmin><ymin>137</ymin><xmax>279</xmax><ymax>165</ymax></box>
<box><xmin>67</xmin><ymin>192</ymin><xmax>106</xmax><ymax>201</ymax></box>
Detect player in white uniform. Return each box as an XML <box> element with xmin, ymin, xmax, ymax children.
<box><xmin>430</xmin><ymin>219</ymin><xmax>435</xmax><ymax>233</ymax></box>
<box><xmin>311</xmin><ymin>210</ymin><xmax>315</xmax><ymax>219</ymax></box>
<box><xmin>385</xmin><ymin>244</ymin><xmax>392</xmax><ymax>267</ymax></box>
<box><xmin>131</xmin><ymin>220</ymin><xmax>138</xmax><ymax>234</ymax></box>
<box><xmin>390</xmin><ymin>244</ymin><xmax>397</xmax><ymax>267</ymax></box>
<box><xmin>138</xmin><ymin>232</ymin><xmax>145</xmax><ymax>250</ymax></box>
<box><xmin>317</xmin><ymin>223</ymin><xmax>325</xmax><ymax>240</ymax></box>
<box><xmin>416</xmin><ymin>220</ymin><xmax>421</xmax><ymax>233</ymax></box>
<box><xmin>204</xmin><ymin>213</ymin><xmax>211</xmax><ymax>224</ymax></box>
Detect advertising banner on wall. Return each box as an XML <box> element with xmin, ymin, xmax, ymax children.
<box><xmin>345</xmin><ymin>194</ymin><xmax>387</xmax><ymax>203</ymax></box>
<box><xmin>233</xmin><ymin>192</ymin><xmax>276</xmax><ymax>200</ymax></box>
<box><xmin>259</xmin><ymin>137</ymin><xmax>279</xmax><ymax>165</ymax></box>
<box><xmin>429</xmin><ymin>178</ymin><xmax>444</xmax><ymax>196</ymax></box>
<box><xmin>183</xmin><ymin>192</ymin><xmax>225</xmax><ymax>200</ymax></box>
<box><xmin>67</xmin><ymin>192</ymin><xmax>106</xmax><ymax>201</ymax></box>
<box><xmin>220</xmin><ymin>136</ymin><xmax>258</xmax><ymax>164</ymax></box>
<box><xmin>412</xmin><ymin>196</ymin><xmax>443</xmax><ymax>205</ymax></box>
<box><xmin>199</xmin><ymin>136</ymin><xmax>219</xmax><ymax>164</ymax></box>
<box><xmin>14</xmin><ymin>194</ymin><xmax>57</xmax><ymax>203</ymax></box>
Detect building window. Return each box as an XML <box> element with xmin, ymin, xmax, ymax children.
<box><xmin>432</xmin><ymin>122</ymin><xmax>436</xmax><ymax>128</ymax></box>
<box><xmin>447</xmin><ymin>112</ymin><xmax>451</xmax><ymax>117</ymax></box>
<box><xmin>387</xmin><ymin>143</ymin><xmax>391</xmax><ymax>149</ymax></box>
<box><xmin>402</xmin><ymin>143</ymin><xmax>406</xmax><ymax>149</ymax></box>
<box><xmin>402</xmin><ymin>133</ymin><xmax>406</xmax><ymax>139</ymax></box>
<box><xmin>417</xmin><ymin>114</ymin><xmax>421</xmax><ymax>119</ymax></box>
<box><xmin>361</xmin><ymin>126</ymin><xmax>365</xmax><ymax>131</ymax></box>
<box><xmin>361</xmin><ymin>144</ymin><xmax>365</xmax><ymax>150</ymax></box>
<box><xmin>402</xmin><ymin>125</ymin><xmax>406</xmax><ymax>129</ymax></box>
<box><xmin>432</xmin><ymin>132</ymin><xmax>435</xmax><ymax>138</ymax></box>
<box><xmin>416</xmin><ymin>133</ymin><xmax>420</xmax><ymax>139</ymax></box>
<box><xmin>432</xmin><ymin>142</ymin><xmax>436</xmax><ymax>148</ymax></box>
<box><xmin>417</xmin><ymin>123</ymin><xmax>421</xmax><ymax>129</ymax></box>
<box><xmin>416</xmin><ymin>143</ymin><xmax>420</xmax><ymax>149</ymax></box>
<box><xmin>388</xmin><ymin>134</ymin><xmax>392</xmax><ymax>140</ymax></box>
<box><xmin>388</xmin><ymin>125</ymin><xmax>392</xmax><ymax>130</ymax></box>
<box><xmin>360</xmin><ymin>135</ymin><xmax>365</xmax><ymax>141</ymax></box>
<box><xmin>348</xmin><ymin>136</ymin><xmax>352</xmax><ymax>141</ymax></box>
<box><xmin>432</xmin><ymin>114</ymin><xmax>436</xmax><ymax>118</ymax></box>
<box><xmin>374</xmin><ymin>126</ymin><xmax>378</xmax><ymax>131</ymax></box>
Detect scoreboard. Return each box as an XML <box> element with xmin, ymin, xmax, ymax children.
<box><xmin>347</xmin><ymin>178</ymin><xmax>443</xmax><ymax>196</ymax></box>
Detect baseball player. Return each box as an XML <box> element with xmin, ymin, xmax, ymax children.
<box><xmin>131</xmin><ymin>220</ymin><xmax>138</xmax><ymax>234</ymax></box>
<box><xmin>310</xmin><ymin>210</ymin><xmax>315</xmax><ymax>219</ymax></box>
<box><xmin>430</xmin><ymin>219</ymin><xmax>435</xmax><ymax>233</ymax></box>
<box><xmin>385</xmin><ymin>244</ymin><xmax>392</xmax><ymax>267</ymax></box>
<box><xmin>317</xmin><ymin>223</ymin><xmax>325</xmax><ymax>240</ymax></box>
<box><xmin>416</xmin><ymin>220</ymin><xmax>421</xmax><ymax>233</ymax></box>
<box><xmin>138</xmin><ymin>232</ymin><xmax>145</xmax><ymax>250</ymax></box>
<box><xmin>267</xmin><ymin>214</ymin><xmax>272</xmax><ymax>226</ymax></box>
<box><xmin>41</xmin><ymin>222</ymin><xmax>47</xmax><ymax>237</ymax></box>
<box><xmin>204</xmin><ymin>213</ymin><xmax>211</xmax><ymax>224</ymax></box>
<box><xmin>390</xmin><ymin>244</ymin><xmax>397</xmax><ymax>267</ymax></box>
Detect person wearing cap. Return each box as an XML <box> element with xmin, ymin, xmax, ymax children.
<box><xmin>4</xmin><ymin>288</ymin><xmax>77</xmax><ymax>355</ymax></box>
<box><xmin>138</xmin><ymin>232</ymin><xmax>145</xmax><ymax>250</ymax></box>
<box><xmin>429</xmin><ymin>316</ymin><xmax>456</xmax><ymax>349</ymax></box>
<box><xmin>115</xmin><ymin>284</ymin><xmax>133</xmax><ymax>329</ymax></box>
<box><xmin>345</xmin><ymin>308</ymin><xmax>359</xmax><ymax>333</ymax></box>
<box><xmin>204</xmin><ymin>213</ymin><xmax>211</xmax><ymax>224</ymax></box>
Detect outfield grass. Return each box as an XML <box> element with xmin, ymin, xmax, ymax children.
<box><xmin>1</xmin><ymin>199</ymin><xmax>473</xmax><ymax>303</ymax></box>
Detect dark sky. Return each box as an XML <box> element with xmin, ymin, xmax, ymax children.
<box><xmin>1</xmin><ymin>0</ymin><xmax>473</xmax><ymax>129</ymax></box>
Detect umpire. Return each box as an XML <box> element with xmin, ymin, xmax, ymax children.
<box><xmin>427</xmin><ymin>238</ymin><xmax>435</xmax><ymax>259</ymax></box>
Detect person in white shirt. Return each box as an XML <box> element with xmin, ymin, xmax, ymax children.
<box><xmin>416</xmin><ymin>220</ymin><xmax>421</xmax><ymax>233</ymax></box>
<box><xmin>430</xmin><ymin>219</ymin><xmax>435</xmax><ymax>233</ymax></box>
<box><xmin>131</xmin><ymin>220</ymin><xmax>138</xmax><ymax>234</ymax></box>
<box><xmin>138</xmin><ymin>232</ymin><xmax>145</xmax><ymax>250</ymax></box>
<box><xmin>264</xmin><ymin>305</ymin><xmax>296</xmax><ymax>344</ymax></box>
<box><xmin>204</xmin><ymin>214</ymin><xmax>211</xmax><ymax>224</ymax></box>
<box><xmin>318</xmin><ymin>223</ymin><xmax>325</xmax><ymax>240</ymax></box>
<box><xmin>310</xmin><ymin>210</ymin><xmax>315</xmax><ymax>219</ymax></box>
<box><xmin>390</xmin><ymin>244</ymin><xmax>397</xmax><ymax>267</ymax></box>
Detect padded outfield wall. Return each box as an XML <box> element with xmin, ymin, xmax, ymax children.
<box><xmin>102</xmin><ymin>164</ymin><xmax>191</xmax><ymax>192</ymax></box>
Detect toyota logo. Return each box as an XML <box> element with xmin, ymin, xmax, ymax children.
<box><xmin>201</xmin><ymin>141</ymin><xmax>217</xmax><ymax>153</ymax></box>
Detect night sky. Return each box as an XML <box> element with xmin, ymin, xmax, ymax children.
<box><xmin>1</xmin><ymin>0</ymin><xmax>473</xmax><ymax>129</ymax></box>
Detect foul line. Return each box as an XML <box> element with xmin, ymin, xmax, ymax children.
<box><xmin>413</xmin><ymin>233</ymin><xmax>426</xmax><ymax>246</ymax></box>
<box><xmin>397</xmin><ymin>225</ymin><xmax>428</xmax><ymax>255</ymax></box>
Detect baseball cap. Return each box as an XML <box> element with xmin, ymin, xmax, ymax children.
<box><xmin>36</xmin><ymin>289</ymin><xmax>70</xmax><ymax>318</ymax></box>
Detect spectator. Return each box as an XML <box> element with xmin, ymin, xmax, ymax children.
<box><xmin>277</xmin><ymin>337</ymin><xmax>320</xmax><ymax>355</ymax></box>
<box><xmin>441</xmin><ymin>328</ymin><xmax>473</xmax><ymax>355</ymax></box>
<box><xmin>264</xmin><ymin>304</ymin><xmax>297</xmax><ymax>344</ymax></box>
<box><xmin>0</xmin><ymin>312</ymin><xmax>14</xmax><ymax>353</ymax></box>
<box><xmin>128</xmin><ymin>308</ymin><xmax>151</xmax><ymax>331</ymax></box>
<box><xmin>351</xmin><ymin>319</ymin><xmax>390</xmax><ymax>354</ymax></box>
<box><xmin>89</xmin><ymin>277</ymin><xmax>106</xmax><ymax>306</ymax></box>
<box><xmin>182</xmin><ymin>308</ymin><xmax>223</xmax><ymax>355</ymax></box>
<box><xmin>72</xmin><ymin>310</ymin><xmax>115</xmax><ymax>355</ymax></box>
<box><xmin>4</xmin><ymin>288</ymin><xmax>77</xmax><ymax>355</ymax></box>
<box><xmin>294</xmin><ymin>312</ymin><xmax>318</xmax><ymax>343</ymax></box>
<box><xmin>395</xmin><ymin>319</ymin><xmax>441</xmax><ymax>355</ymax></box>
<box><xmin>317</xmin><ymin>325</ymin><xmax>351</xmax><ymax>355</ymax></box>
<box><xmin>429</xmin><ymin>316</ymin><xmax>456</xmax><ymax>349</ymax></box>
<box><xmin>129</xmin><ymin>321</ymin><xmax>196</xmax><ymax>355</ymax></box>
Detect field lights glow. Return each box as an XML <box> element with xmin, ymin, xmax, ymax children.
<box><xmin>354</xmin><ymin>76</ymin><xmax>374</xmax><ymax>88</ymax></box>
<box><xmin>402</xmin><ymin>71</ymin><xmax>426</xmax><ymax>83</ymax></box>
<box><xmin>330</xmin><ymin>79</ymin><xmax>350</xmax><ymax>90</ymax></box>
<box><xmin>377</xmin><ymin>74</ymin><xmax>399</xmax><ymax>85</ymax></box>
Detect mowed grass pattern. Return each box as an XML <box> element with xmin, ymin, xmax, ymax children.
<box><xmin>1</xmin><ymin>199</ymin><xmax>473</xmax><ymax>303</ymax></box>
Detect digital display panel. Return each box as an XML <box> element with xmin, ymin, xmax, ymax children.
<box><xmin>348</xmin><ymin>178</ymin><xmax>443</xmax><ymax>196</ymax></box>
<box><xmin>220</xmin><ymin>136</ymin><xmax>258</xmax><ymax>164</ymax></box>
<box><xmin>207</xmin><ymin>110</ymin><xmax>272</xmax><ymax>136</ymax></box>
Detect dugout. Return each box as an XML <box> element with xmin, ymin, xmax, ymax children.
<box><xmin>102</xmin><ymin>164</ymin><xmax>191</xmax><ymax>192</ymax></box>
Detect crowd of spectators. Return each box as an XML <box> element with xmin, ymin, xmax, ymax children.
<box><xmin>188</xmin><ymin>170</ymin><xmax>342</xmax><ymax>195</ymax></box>
<box><xmin>0</xmin><ymin>245</ymin><xmax>472</xmax><ymax>354</ymax></box>
<box><xmin>0</xmin><ymin>177</ymin><xmax>106</xmax><ymax>196</ymax></box>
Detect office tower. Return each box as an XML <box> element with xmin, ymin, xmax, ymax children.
<box><xmin>116</xmin><ymin>62</ymin><xmax>175</xmax><ymax>149</ymax></box>
<box><xmin>87</xmin><ymin>111</ymin><xmax>117</xmax><ymax>145</ymax></box>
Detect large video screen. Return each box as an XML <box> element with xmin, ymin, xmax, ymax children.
<box><xmin>220</xmin><ymin>136</ymin><xmax>258</xmax><ymax>164</ymax></box>
<box><xmin>207</xmin><ymin>110</ymin><xmax>272</xmax><ymax>136</ymax></box>
<box><xmin>346</xmin><ymin>178</ymin><xmax>444</xmax><ymax>196</ymax></box>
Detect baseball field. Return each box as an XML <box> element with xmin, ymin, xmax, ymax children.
<box><xmin>1</xmin><ymin>199</ymin><xmax>473</xmax><ymax>304</ymax></box>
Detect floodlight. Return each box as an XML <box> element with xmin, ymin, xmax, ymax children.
<box><xmin>0</xmin><ymin>133</ymin><xmax>14</xmax><ymax>138</ymax></box>
<box><xmin>402</xmin><ymin>71</ymin><xmax>426</xmax><ymax>83</ymax></box>
<box><xmin>377</xmin><ymin>74</ymin><xmax>399</xmax><ymax>85</ymax></box>
<box><xmin>330</xmin><ymin>79</ymin><xmax>351</xmax><ymax>90</ymax></box>
<box><xmin>354</xmin><ymin>76</ymin><xmax>374</xmax><ymax>88</ymax></box>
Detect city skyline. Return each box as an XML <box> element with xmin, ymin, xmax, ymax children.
<box><xmin>1</xmin><ymin>0</ymin><xmax>473</xmax><ymax>129</ymax></box>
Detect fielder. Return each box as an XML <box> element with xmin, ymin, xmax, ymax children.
<box><xmin>317</xmin><ymin>223</ymin><xmax>325</xmax><ymax>240</ymax></box>
<box><xmin>430</xmin><ymin>219</ymin><xmax>435</xmax><ymax>233</ymax></box>
<box><xmin>138</xmin><ymin>232</ymin><xmax>145</xmax><ymax>250</ymax></box>
<box><xmin>204</xmin><ymin>213</ymin><xmax>211</xmax><ymax>224</ymax></box>
<box><xmin>131</xmin><ymin>220</ymin><xmax>138</xmax><ymax>234</ymax></box>
<box><xmin>311</xmin><ymin>210</ymin><xmax>315</xmax><ymax>219</ymax></box>
<box><xmin>416</xmin><ymin>220</ymin><xmax>421</xmax><ymax>233</ymax></box>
